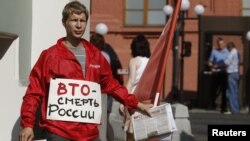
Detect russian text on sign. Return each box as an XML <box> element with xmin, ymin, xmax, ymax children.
<box><xmin>47</xmin><ymin>78</ymin><xmax>102</xmax><ymax>124</ymax></box>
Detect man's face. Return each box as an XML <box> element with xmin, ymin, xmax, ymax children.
<box><xmin>64</xmin><ymin>13</ymin><xmax>87</xmax><ymax>39</ymax></box>
<box><xmin>217</xmin><ymin>40</ymin><xmax>225</xmax><ymax>50</ymax></box>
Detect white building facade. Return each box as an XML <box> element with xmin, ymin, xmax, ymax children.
<box><xmin>0</xmin><ymin>0</ymin><xmax>90</xmax><ymax>140</ymax></box>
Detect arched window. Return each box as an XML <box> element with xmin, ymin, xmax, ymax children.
<box><xmin>124</xmin><ymin>0</ymin><xmax>167</xmax><ymax>26</ymax></box>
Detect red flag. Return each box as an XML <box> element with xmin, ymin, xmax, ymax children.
<box><xmin>134</xmin><ymin>0</ymin><xmax>182</xmax><ymax>105</ymax></box>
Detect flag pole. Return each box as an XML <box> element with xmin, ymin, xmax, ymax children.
<box><xmin>153</xmin><ymin>92</ymin><xmax>160</xmax><ymax>107</ymax></box>
<box><xmin>154</xmin><ymin>0</ymin><xmax>182</xmax><ymax>105</ymax></box>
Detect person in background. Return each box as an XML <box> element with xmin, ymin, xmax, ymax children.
<box><xmin>104</xmin><ymin>43</ymin><xmax>124</xmax><ymax>141</ymax></box>
<box><xmin>224</xmin><ymin>42</ymin><xmax>240</xmax><ymax>114</ymax></box>
<box><xmin>90</xmin><ymin>33</ymin><xmax>110</xmax><ymax>63</ymax></box>
<box><xmin>90</xmin><ymin>33</ymin><xmax>114</xmax><ymax>141</ymax></box>
<box><xmin>19</xmin><ymin>1</ymin><xmax>152</xmax><ymax>141</ymax></box>
<box><xmin>120</xmin><ymin>34</ymin><xmax>151</xmax><ymax>141</ymax></box>
<box><xmin>104</xmin><ymin>43</ymin><xmax>124</xmax><ymax>114</ymax></box>
<box><xmin>104</xmin><ymin>43</ymin><xmax>124</xmax><ymax>85</ymax></box>
<box><xmin>208</xmin><ymin>37</ymin><xmax>229</xmax><ymax>114</ymax></box>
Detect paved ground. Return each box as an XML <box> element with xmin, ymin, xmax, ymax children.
<box><xmin>189</xmin><ymin>109</ymin><xmax>250</xmax><ymax>141</ymax></box>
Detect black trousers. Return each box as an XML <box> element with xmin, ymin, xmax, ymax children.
<box><xmin>41</xmin><ymin>130</ymin><xmax>101</xmax><ymax>141</ymax></box>
<box><xmin>209</xmin><ymin>71</ymin><xmax>228</xmax><ymax>112</ymax></box>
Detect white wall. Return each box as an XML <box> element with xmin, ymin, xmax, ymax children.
<box><xmin>31</xmin><ymin>0</ymin><xmax>90</xmax><ymax>66</ymax></box>
<box><xmin>0</xmin><ymin>0</ymin><xmax>32</xmax><ymax>85</ymax></box>
<box><xmin>0</xmin><ymin>0</ymin><xmax>90</xmax><ymax>140</ymax></box>
<box><xmin>0</xmin><ymin>38</ymin><xmax>26</xmax><ymax>141</ymax></box>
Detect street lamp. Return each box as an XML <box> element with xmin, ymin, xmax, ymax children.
<box><xmin>179</xmin><ymin>0</ymin><xmax>190</xmax><ymax>102</ymax></box>
<box><xmin>181</xmin><ymin>0</ymin><xmax>190</xmax><ymax>11</ymax></box>
<box><xmin>163</xmin><ymin>5</ymin><xmax>173</xmax><ymax>16</ymax></box>
<box><xmin>194</xmin><ymin>4</ymin><xmax>205</xmax><ymax>108</ymax></box>
<box><xmin>162</xmin><ymin>4</ymin><xmax>173</xmax><ymax>100</ymax></box>
<box><xmin>163</xmin><ymin>0</ymin><xmax>191</xmax><ymax>102</ymax></box>
<box><xmin>246</xmin><ymin>30</ymin><xmax>250</xmax><ymax>41</ymax></box>
<box><xmin>177</xmin><ymin>1</ymin><xmax>206</xmax><ymax>103</ymax></box>
<box><xmin>95</xmin><ymin>23</ymin><xmax>108</xmax><ymax>35</ymax></box>
<box><xmin>163</xmin><ymin>1</ymin><xmax>205</xmax><ymax>103</ymax></box>
<box><xmin>181</xmin><ymin>4</ymin><xmax>205</xmax><ymax>101</ymax></box>
<box><xmin>194</xmin><ymin>4</ymin><xmax>205</xmax><ymax>16</ymax></box>
<box><xmin>163</xmin><ymin>3</ymin><xmax>182</xmax><ymax>102</ymax></box>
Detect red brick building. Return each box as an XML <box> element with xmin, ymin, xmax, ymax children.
<box><xmin>90</xmin><ymin>0</ymin><xmax>250</xmax><ymax>108</ymax></box>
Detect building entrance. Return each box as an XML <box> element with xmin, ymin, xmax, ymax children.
<box><xmin>196</xmin><ymin>16</ymin><xmax>250</xmax><ymax>111</ymax></box>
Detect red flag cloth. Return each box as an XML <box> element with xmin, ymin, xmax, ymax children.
<box><xmin>133</xmin><ymin>0</ymin><xmax>181</xmax><ymax>104</ymax></box>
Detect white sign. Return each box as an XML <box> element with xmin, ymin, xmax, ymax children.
<box><xmin>47</xmin><ymin>78</ymin><xmax>102</xmax><ymax>124</ymax></box>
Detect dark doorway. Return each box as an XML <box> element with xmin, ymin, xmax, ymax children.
<box><xmin>196</xmin><ymin>16</ymin><xmax>250</xmax><ymax>111</ymax></box>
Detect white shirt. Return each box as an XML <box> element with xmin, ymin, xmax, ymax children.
<box><xmin>134</xmin><ymin>56</ymin><xmax>149</xmax><ymax>86</ymax></box>
<box><xmin>224</xmin><ymin>48</ymin><xmax>239</xmax><ymax>73</ymax></box>
<box><xmin>126</xmin><ymin>56</ymin><xmax>149</xmax><ymax>93</ymax></box>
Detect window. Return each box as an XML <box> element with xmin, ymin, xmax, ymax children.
<box><xmin>242</xmin><ymin>0</ymin><xmax>250</xmax><ymax>16</ymax></box>
<box><xmin>125</xmin><ymin>0</ymin><xmax>167</xmax><ymax>26</ymax></box>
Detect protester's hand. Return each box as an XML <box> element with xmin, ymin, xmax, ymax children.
<box><xmin>136</xmin><ymin>102</ymin><xmax>153</xmax><ymax>117</ymax></box>
<box><xmin>19</xmin><ymin>127</ymin><xmax>34</xmax><ymax>141</ymax></box>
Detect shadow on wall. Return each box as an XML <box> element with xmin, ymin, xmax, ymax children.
<box><xmin>12</xmin><ymin>106</ymin><xmax>44</xmax><ymax>140</ymax></box>
<box><xmin>0</xmin><ymin>32</ymin><xmax>18</xmax><ymax>60</ymax></box>
<box><xmin>11</xmin><ymin>117</ymin><xmax>21</xmax><ymax>141</ymax></box>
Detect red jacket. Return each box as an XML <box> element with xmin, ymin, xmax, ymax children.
<box><xmin>20</xmin><ymin>38</ymin><xmax>138</xmax><ymax>141</ymax></box>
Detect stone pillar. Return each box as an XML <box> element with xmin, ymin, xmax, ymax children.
<box><xmin>171</xmin><ymin>103</ymin><xmax>194</xmax><ymax>141</ymax></box>
<box><xmin>109</xmin><ymin>100</ymin><xmax>126</xmax><ymax>141</ymax></box>
<box><xmin>99</xmin><ymin>94</ymin><xmax>108</xmax><ymax>141</ymax></box>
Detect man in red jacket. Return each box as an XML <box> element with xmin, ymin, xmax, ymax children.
<box><xmin>19</xmin><ymin>1</ymin><xmax>152</xmax><ymax>141</ymax></box>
